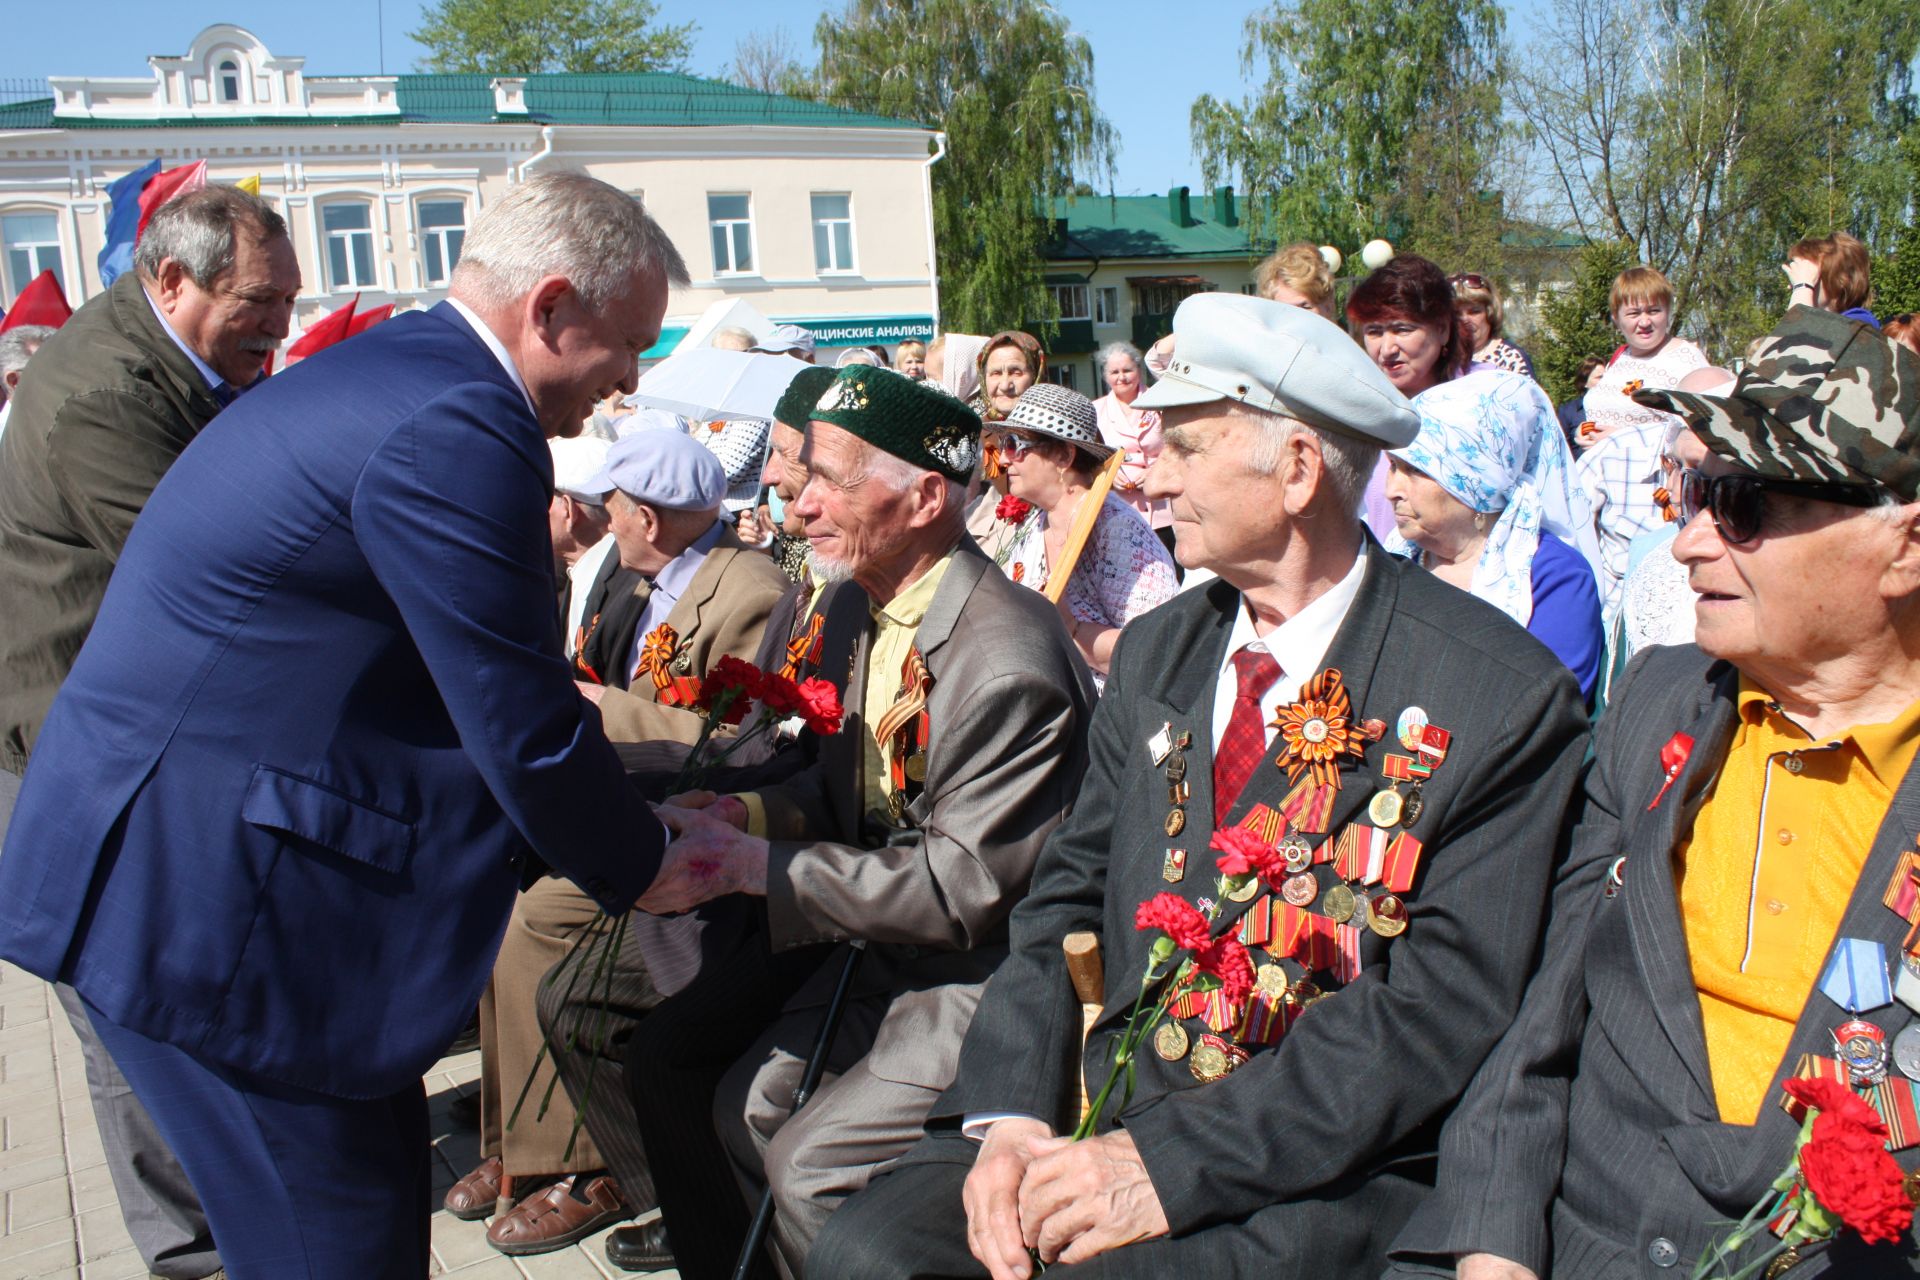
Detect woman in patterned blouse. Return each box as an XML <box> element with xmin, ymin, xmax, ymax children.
<box><xmin>1450</xmin><ymin>272</ymin><xmax>1537</xmax><ymax>380</ymax></box>
<box><xmin>987</xmin><ymin>383</ymin><xmax>1178</xmax><ymax>687</ymax></box>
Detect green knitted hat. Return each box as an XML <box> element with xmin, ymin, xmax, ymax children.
<box><xmin>773</xmin><ymin>366</ymin><xmax>836</xmax><ymax>430</ymax></box>
<box><xmin>806</xmin><ymin>365</ymin><xmax>983</xmax><ymax>482</ymax></box>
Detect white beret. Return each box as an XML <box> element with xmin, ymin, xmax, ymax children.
<box><xmin>548</xmin><ymin>435</ymin><xmax>613</xmax><ymax>500</ymax></box>
<box><xmin>580</xmin><ymin>422</ymin><xmax>726</xmax><ymax>512</ymax></box>
<box><xmin>1133</xmin><ymin>293</ymin><xmax>1420</xmax><ymax>448</ymax></box>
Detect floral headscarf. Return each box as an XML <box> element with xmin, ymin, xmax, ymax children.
<box><xmin>976</xmin><ymin>331</ymin><xmax>1047</xmax><ymax>423</ymax></box>
<box><xmin>1387</xmin><ymin>368</ymin><xmax>1600</xmax><ymax>625</ymax></box>
<box><xmin>937</xmin><ymin>333</ymin><xmax>987</xmax><ymax>405</ymax></box>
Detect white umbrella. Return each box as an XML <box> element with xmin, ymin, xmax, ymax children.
<box><xmin>626</xmin><ymin>348</ymin><xmax>807</xmax><ymax>423</ymax></box>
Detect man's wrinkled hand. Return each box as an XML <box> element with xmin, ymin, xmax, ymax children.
<box><xmin>635</xmin><ymin>805</ymin><xmax>768</xmax><ymax>914</ymax></box>
<box><xmin>575</xmin><ymin>680</ymin><xmax>606</xmax><ymax>706</ymax></box>
<box><xmin>1458</xmin><ymin>1253</ymin><xmax>1540</xmax><ymax>1280</ymax></box>
<box><xmin>662</xmin><ymin>790</ymin><xmax>747</xmax><ymax>829</ymax></box>
<box><xmin>962</xmin><ymin>1118</ymin><xmax>1054</xmax><ymax>1280</ymax></box>
<box><xmin>1017</xmin><ymin>1129</ymin><xmax>1169</xmax><ymax>1266</ymax></box>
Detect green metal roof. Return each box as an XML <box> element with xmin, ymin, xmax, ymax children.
<box><xmin>1044</xmin><ymin>189</ymin><xmax>1267</xmax><ymax>263</ymax></box>
<box><xmin>0</xmin><ymin>74</ymin><xmax>927</xmax><ymax>132</ymax></box>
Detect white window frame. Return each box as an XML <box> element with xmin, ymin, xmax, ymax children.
<box><xmin>707</xmin><ymin>193</ymin><xmax>757</xmax><ymax>277</ymax></box>
<box><xmin>810</xmin><ymin>192</ymin><xmax>856</xmax><ymax>275</ymax></box>
<box><xmin>1</xmin><ymin>210</ymin><xmax>64</xmax><ymax>298</ymax></box>
<box><xmin>1094</xmin><ymin>285</ymin><xmax>1119</xmax><ymax>326</ymax></box>
<box><xmin>320</xmin><ymin>199</ymin><xmax>378</xmax><ymax>291</ymax></box>
<box><xmin>1049</xmin><ymin>283</ymin><xmax>1091</xmax><ymax>322</ymax></box>
<box><xmin>416</xmin><ymin>198</ymin><xmax>467</xmax><ymax>287</ymax></box>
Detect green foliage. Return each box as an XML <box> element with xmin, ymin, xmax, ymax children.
<box><xmin>1514</xmin><ymin>0</ymin><xmax>1920</xmax><ymax>356</ymax></box>
<box><xmin>1874</xmin><ymin>134</ymin><xmax>1920</xmax><ymax>319</ymax></box>
<box><xmin>1534</xmin><ymin>241</ymin><xmax>1635</xmax><ymax>404</ymax></box>
<box><xmin>1189</xmin><ymin>0</ymin><xmax>1507</xmax><ymax>266</ymax></box>
<box><xmin>806</xmin><ymin>1</ymin><xmax>1114</xmax><ymax>338</ymax></box>
<box><xmin>411</xmin><ymin>0</ymin><xmax>695</xmax><ymax>74</ymax></box>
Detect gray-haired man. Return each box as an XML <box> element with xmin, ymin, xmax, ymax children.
<box><xmin>0</xmin><ymin>183</ymin><xmax>297</xmax><ymax>1280</ymax></box>
<box><xmin>0</xmin><ymin>322</ymin><xmax>55</xmax><ymax>443</ymax></box>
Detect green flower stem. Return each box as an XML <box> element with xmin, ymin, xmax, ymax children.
<box><xmin>507</xmin><ymin>909</ymin><xmax>610</xmax><ymax>1132</ymax></box>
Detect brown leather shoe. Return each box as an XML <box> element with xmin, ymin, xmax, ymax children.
<box><xmin>486</xmin><ymin>1174</ymin><xmax>635</xmax><ymax>1256</ymax></box>
<box><xmin>443</xmin><ymin>1156</ymin><xmax>503</xmax><ymax>1221</ymax></box>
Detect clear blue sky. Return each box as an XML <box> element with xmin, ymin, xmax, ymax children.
<box><xmin>0</xmin><ymin>1</ymin><xmax>1543</xmax><ymax>196</ymax></box>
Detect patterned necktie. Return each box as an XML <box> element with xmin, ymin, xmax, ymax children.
<box><xmin>1214</xmin><ymin>648</ymin><xmax>1281</xmax><ymax>825</ymax></box>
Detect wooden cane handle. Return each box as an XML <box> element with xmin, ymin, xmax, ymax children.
<box><xmin>1063</xmin><ymin>932</ymin><xmax>1104</xmax><ymax>1006</ymax></box>
<box><xmin>1044</xmin><ymin>452</ymin><xmax>1125</xmax><ymax>604</ymax></box>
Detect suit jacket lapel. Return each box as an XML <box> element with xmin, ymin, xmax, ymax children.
<box><xmin>818</xmin><ymin>582</ymin><xmax>872</xmax><ymax>838</ymax></box>
<box><xmin>1138</xmin><ymin>578</ymin><xmax>1237</xmax><ymax>840</ymax></box>
<box><xmin>657</xmin><ymin>540</ymin><xmax>734</xmax><ymax>642</ymax></box>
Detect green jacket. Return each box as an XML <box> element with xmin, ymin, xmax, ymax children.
<box><xmin>0</xmin><ymin>272</ymin><xmax>225</xmax><ymax>772</ymax></box>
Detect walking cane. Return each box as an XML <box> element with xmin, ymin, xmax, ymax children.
<box><xmin>732</xmin><ymin>940</ymin><xmax>867</xmax><ymax>1280</ymax></box>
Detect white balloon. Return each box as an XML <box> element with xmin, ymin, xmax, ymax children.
<box><xmin>1361</xmin><ymin>239</ymin><xmax>1395</xmax><ymax>270</ymax></box>
<box><xmin>1318</xmin><ymin>245</ymin><xmax>1343</xmax><ymax>274</ymax></box>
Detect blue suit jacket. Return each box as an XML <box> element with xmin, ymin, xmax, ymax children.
<box><xmin>0</xmin><ymin>303</ymin><xmax>661</xmax><ymax>1099</ymax></box>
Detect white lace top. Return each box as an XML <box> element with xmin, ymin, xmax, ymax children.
<box><xmin>1002</xmin><ymin>494</ymin><xmax>1178</xmax><ymax>686</ymax></box>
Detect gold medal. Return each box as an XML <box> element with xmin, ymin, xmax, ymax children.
<box><xmin>1227</xmin><ymin>875</ymin><xmax>1261</xmax><ymax>903</ymax></box>
<box><xmin>1189</xmin><ymin>1041</ymin><xmax>1231</xmax><ymax>1082</ymax></box>
<box><xmin>1154</xmin><ymin>1020</ymin><xmax>1190</xmax><ymax>1061</ymax></box>
<box><xmin>1280</xmin><ymin>835</ymin><xmax>1313</xmax><ymax>873</ymax></box>
<box><xmin>1287</xmin><ymin>979</ymin><xmax>1321</xmax><ymax>1006</ymax></box>
<box><xmin>904</xmin><ymin>752</ymin><xmax>928</xmax><ymax>783</ymax></box>
<box><xmin>1323</xmin><ymin>883</ymin><xmax>1357</xmax><ymax>923</ymax></box>
<box><xmin>1255</xmin><ymin>963</ymin><xmax>1290</xmax><ymax>998</ymax></box>
<box><xmin>1367</xmin><ymin>892</ymin><xmax>1409</xmax><ymax>937</ymax></box>
<box><xmin>1368</xmin><ymin>789</ymin><xmax>1403</xmax><ymax>827</ymax></box>
<box><xmin>1164</xmin><ymin>808</ymin><xmax>1186</xmax><ymax>837</ymax></box>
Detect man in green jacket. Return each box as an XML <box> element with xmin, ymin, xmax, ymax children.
<box><xmin>0</xmin><ymin>182</ymin><xmax>298</xmax><ymax>1280</ymax></box>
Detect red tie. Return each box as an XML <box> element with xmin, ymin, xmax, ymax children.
<box><xmin>1214</xmin><ymin>649</ymin><xmax>1281</xmax><ymax>825</ymax></box>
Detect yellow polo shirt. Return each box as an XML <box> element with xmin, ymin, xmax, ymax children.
<box><xmin>1675</xmin><ymin>681</ymin><xmax>1920</xmax><ymax>1123</ymax></box>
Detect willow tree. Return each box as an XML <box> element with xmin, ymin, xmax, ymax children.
<box><xmin>1190</xmin><ymin>0</ymin><xmax>1506</xmax><ymax>261</ymax></box>
<box><xmin>809</xmin><ymin>1</ymin><xmax>1115</xmax><ymax>336</ymax></box>
<box><xmin>412</xmin><ymin>0</ymin><xmax>695</xmax><ymax>74</ymax></box>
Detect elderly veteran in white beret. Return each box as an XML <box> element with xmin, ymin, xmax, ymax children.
<box><xmin>813</xmin><ymin>292</ymin><xmax>1591</xmax><ymax>1280</ymax></box>
<box><xmin>548</xmin><ymin>434</ymin><xmax>618</xmax><ymax>658</ymax></box>
<box><xmin>990</xmin><ymin>383</ymin><xmax>1178</xmax><ymax>686</ymax></box>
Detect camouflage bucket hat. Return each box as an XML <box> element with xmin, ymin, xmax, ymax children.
<box><xmin>1633</xmin><ymin>305</ymin><xmax>1920</xmax><ymax>500</ymax></box>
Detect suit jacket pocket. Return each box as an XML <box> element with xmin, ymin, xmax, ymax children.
<box><xmin>241</xmin><ymin>765</ymin><xmax>416</xmax><ymax>875</ymax></box>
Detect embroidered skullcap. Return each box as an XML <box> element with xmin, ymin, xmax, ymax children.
<box><xmin>808</xmin><ymin>365</ymin><xmax>982</xmax><ymax>482</ymax></box>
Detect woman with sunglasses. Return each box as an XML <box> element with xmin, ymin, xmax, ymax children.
<box><xmin>1451</xmin><ymin>272</ymin><xmax>1536</xmax><ymax>380</ymax></box>
<box><xmin>989</xmin><ymin>384</ymin><xmax>1177</xmax><ymax>687</ymax></box>
<box><xmin>1384</xmin><ymin>368</ymin><xmax>1606</xmax><ymax>700</ymax></box>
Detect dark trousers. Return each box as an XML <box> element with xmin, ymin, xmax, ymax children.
<box><xmin>621</xmin><ymin>907</ymin><xmax>830</xmax><ymax>1280</ymax></box>
<box><xmin>1</xmin><ymin>768</ymin><xmax>219</xmax><ymax>1279</ymax></box>
<box><xmin>85</xmin><ymin>998</ymin><xmax>430</xmax><ymax>1280</ymax></box>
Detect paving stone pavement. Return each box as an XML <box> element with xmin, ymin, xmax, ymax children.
<box><xmin>0</xmin><ymin>961</ymin><xmax>676</xmax><ymax>1279</ymax></box>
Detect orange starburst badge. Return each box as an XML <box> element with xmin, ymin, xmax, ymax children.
<box><xmin>1271</xmin><ymin>668</ymin><xmax>1367</xmax><ymax>789</ymax></box>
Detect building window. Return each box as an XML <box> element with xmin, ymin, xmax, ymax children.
<box><xmin>1</xmin><ymin>213</ymin><xmax>63</xmax><ymax>297</ymax></box>
<box><xmin>1041</xmin><ymin>364</ymin><xmax>1078</xmax><ymax>392</ymax></box>
<box><xmin>417</xmin><ymin>200</ymin><xmax>466</xmax><ymax>286</ymax></box>
<box><xmin>321</xmin><ymin>201</ymin><xmax>377</xmax><ymax>290</ymax></box>
<box><xmin>1094</xmin><ymin>286</ymin><xmax>1119</xmax><ymax>326</ymax></box>
<box><xmin>1133</xmin><ymin>279</ymin><xmax>1207</xmax><ymax>317</ymax></box>
<box><xmin>1048</xmin><ymin>283</ymin><xmax>1091</xmax><ymax>322</ymax></box>
<box><xmin>811</xmin><ymin>193</ymin><xmax>854</xmax><ymax>273</ymax></box>
<box><xmin>708</xmin><ymin>194</ymin><xmax>754</xmax><ymax>276</ymax></box>
<box><xmin>217</xmin><ymin>59</ymin><xmax>242</xmax><ymax>103</ymax></box>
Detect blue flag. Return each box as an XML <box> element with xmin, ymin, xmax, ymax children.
<box><xmin>97</xmin><ymin>159</ymin><xmax>161</xmax><ymax>287</ymax></box>
<box><xmin>1820</xmin><ymin>936</ymin><xmax>1893</xmax><ymax>1014</ymax></box>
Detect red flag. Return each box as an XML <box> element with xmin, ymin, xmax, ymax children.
<box><xmin>283</xmin><ymin>295</ymin><xmax>358</xmax><ymax>367</ymax></box>
<box><xmin>134</xmin><ymin>161</ymin><xmax>208</xmax><ymax>244</ymax></box>
<box><xmin>346</xmin><ymin>304</ymin><xmax>394</xmax><ymax>337</ymax></box>
<box><xmin>0</xmin><ymin>271</ymin><xmax>72</xmax><ymax>333</ymax></box>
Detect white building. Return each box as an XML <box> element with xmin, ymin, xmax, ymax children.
<box><xmin>0</xmin><ymin>24</ymin><xmax>944</xmax><ymax>358</ymax></box>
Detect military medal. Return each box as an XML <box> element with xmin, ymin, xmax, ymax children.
<box><xmin>1281</xmin><ymin>873</ymin><xmax>1318</xmax><ymax>907</ymax></box>
<box><xmin>1272</xmin><ymin>669</ymin><xmax>1367</xmax><ymax>790</ymax></box>
<box><xmin>1279</xmin><ymin>835</ymin><xmax>1313</xmax><ymax>873</ymax></box>
<box><xmin>1323</xmin><ymin>883</ymin><xmax>1357</xmax><ymax>924</ymax></box>
<box><xmin>1162</xmin><ymin>847</ymin><xmax>1188</xmax><ymax>884</ymax></box>
<box><xmin>1154</xmin><ymin>1020</ymin><xmax>1190</xmax><ymax>1061</ymax></box>
<box><xmin>1399</xmin><ymin>786</ymin><xmax>1425</xmax><ymax>827</ymax></box>
<box><xmin>1239</xmin><ymin>964</ymin><xmax>1293</xmax><ymax>1046</ymax></box>
<box><xmin>1895</xmin><ymin>1026</ymin><xmax>1920</xmax><ymax>1083</ymax></box>
<box><xmin>1360</xmin><ymin>718</ymin><xmax>1387</xmax><ymax>743</ymax></box>
<box><xmin>904</xmin><ymin>752</ymin><xmax>928</xmax><ymax>783</ymax></box>
<box><xmin>1818</xmin><ymin>937</ymin><xmax>1895</xmax><ymax>1085</ymax></box>
<box><xmin>1368</xmin><ymin>789</ymin><xmax>1403</xmax><ymax>827</ymax></box>
<box><xmin>1227</xmin><ymin>875</ymin><xmax>1261</xmax><ymax>903</ymax></box>
<box><xmin>1835</xmin><ymin>1019</ymin><xmax>1891</xmax><ymax>1087</ymax></box>
<box><xmin>1188</xmin><ymin>1033</ymin><xmax>1247</xmax><ymax>1083</ymax></box>
<box><xmin>1898</xmin><ymin>954</ymin><xmax>1920</xmax><ymax>1014</ymax></box>
<box><xmin>1162</xmin><ymin>730</ymin><xmax>1191</xmax><ymax>839</ymax></box>
<box><xmin>1278</xmin><ymin>776</ymin><xmax>1336</xmax><ymax>835</ymax></box>
<box><xmin>1366</xmin><ymin>892</ymin><xmax>1409</xmax><ymax>938</ymax></box>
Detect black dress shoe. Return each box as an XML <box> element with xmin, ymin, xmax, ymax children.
<box><xmin>605</xmin><ymin>1220</ymin><xmax>675</xmax><ymax>1272</ymax></box>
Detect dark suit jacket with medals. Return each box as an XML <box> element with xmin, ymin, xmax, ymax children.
<box><xmin>752</xmin><ymin>535</ymin><xmax>1096</xmax><ymax>1094</ymax></box>
<box><xmin>922</xmin><ymin>542</ymin><xmax>1590</xmax><ymax>1264</ymax></box>
<box><xmin>1390</xmin><ymin>643</ymin><xmax>1920</xmax><ymax>1279</ymax></box>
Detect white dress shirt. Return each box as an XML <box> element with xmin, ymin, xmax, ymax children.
<box><xmin>143</xmin><ymin>288</ymin><xmax>225</xmax><ymax>395</ymax></box>
<box><xmin>563</xmin><ymin>535</ymin><xmax>619</xmax><ymax>658</ymax></box>
<box><xmin>446</xmin><ymin>296</ymin><xmax>536</xmax><ymax>417</ymax></box>
<box><xmin>625</xmin><ymin>519</ymin><xmax>725</xmax><ymax>685</ymax></box>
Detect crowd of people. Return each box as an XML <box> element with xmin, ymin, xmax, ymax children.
<box><xmin>0</xmin><ymin>170</ymin><xmax>1918</xmax><ymax>1280</ymax></box>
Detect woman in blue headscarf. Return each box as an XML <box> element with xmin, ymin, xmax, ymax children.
<box><xmin>1384</xmin><ymin>368</ymin><xmax>1606</xmax><ymax>700</ymax></box>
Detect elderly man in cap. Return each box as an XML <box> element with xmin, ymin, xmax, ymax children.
<box><xmin>811</xmin><ymin>293</ymin><xmax>1591</xmax><ymax>1279</ymax></box>
<box><xmin>444</xmin><ymin>422</ymin><xmax>795</xmax><ymax>1258</ymax></box>
<box><xmin>1387</xmin><ymin>311</ymin><xmax>1920</xmax><ymax>1278</ymax></box>
<box><xmin>586</xmin><ymin>365</ymin><xmax>1096</xmax><ymax>1279</ymax></box>
<box><xmin>549</xmin><ymin>434</ymin><xmax>618</xmax><ymax>654</ymax></box>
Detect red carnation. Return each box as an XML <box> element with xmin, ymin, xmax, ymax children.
<box><xmin>1788</xmin><ymin>1080</ymin><xmax>1913</xmax><ymax>1246</ymax></box>
<box><xmin>995</xmin><ymin>494</ymin><xmax>1033</xmax><ymax>524</ymax></box>
<box><xmin>793</xmin><ymin>677</ymin><xmax>845</xmax><ymax>736</ymax></box>
<box><xmin>1134</xmin><ymin>893</ymin><xmax>1209</xmax><ymax>953</ymax></box>
<box><xmin>1784</xmin><ymin>1078</ymin><xmax>1887</xmax><ymax>1134</ymax></box>
<box><xmin>1193</xmin><ymin>934</ymin><xmax>1255</xmax><ymax>1008</ymax></box>
<box><xmin>697</xmin><ymin>655</ymin><xmax>765</xmax><ymax>726</ymax></box>
<box><xmin>757</xmin><ymin>671</ymin><xmax>804</xmax><ymax>717</ymax></box>
<box><xmin>1211</xmin><ymin>828</ymin><xmax>1287</xmax><ymax>888</ymax></box>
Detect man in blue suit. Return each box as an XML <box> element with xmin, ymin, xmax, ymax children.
<box><xmin>0</xmin><ymin>172</ymin><xmax>686</xmax><ymax>1279</ymax></box>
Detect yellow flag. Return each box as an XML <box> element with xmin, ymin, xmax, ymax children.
<box><xmin>234</xmin><ymin>174</ymin><xmax>261</xmax><ymax>195</ymax></box>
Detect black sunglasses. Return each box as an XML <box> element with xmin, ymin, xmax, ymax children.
<box><xmin>1677</xmin><ymin>466</ymin><xmax>1882</xmax><ymax>544</ymax></box>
